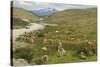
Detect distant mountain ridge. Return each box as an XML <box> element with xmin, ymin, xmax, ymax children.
<box><xmin>31</xmin><ymin>7</ymin><xmax>57</xmax><ymax>16</ymax></box>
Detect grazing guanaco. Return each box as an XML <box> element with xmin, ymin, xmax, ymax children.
<box><xmin>58</xmin><ymin>42</ymin><xmax>66</xmax><ymax>56</ymax></box>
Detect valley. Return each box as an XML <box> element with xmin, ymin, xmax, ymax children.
<box><xmin>12</xmin><ymin>6</ymin><xmax>97</xmax><ymax>66</ymax></box>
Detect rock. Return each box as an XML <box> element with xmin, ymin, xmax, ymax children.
<box><xmin>13</xmin><ymin>58</ymin><xmax>29</xmax><ymax>66</ymax></box>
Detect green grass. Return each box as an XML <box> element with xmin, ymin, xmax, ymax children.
<box><xmin>47</xmin><ymin>51</ymin><xmax>97</xmax><ymax>64</ymax></box>
<box><xmin>12</xmin><ymin>8</ymin><xmax>97</xmax><ymax>65</ymax></box>
<box><xmin>44</xmin><ymin>8</ymin><xmax>97</xmax><ymax>39</ymax></box>
<box><xmin>13</xmin><ymin>40</ymin><xmax>97</xmax><ymax>64</ymax></box>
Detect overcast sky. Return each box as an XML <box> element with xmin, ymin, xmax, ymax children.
<box><xmin>13</xmin><ymin>0</ymin><xmax>97</xmax><ymax>11</ymax></box>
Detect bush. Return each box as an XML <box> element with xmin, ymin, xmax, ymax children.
<box><xmin>12</xmin><ymin>17</ymin><xmax>29</xmax><ymax>29</ymax></box>
<box><xmin>13</xmin><ymin>42</ymin><xmax>34</xmax><ymax>63</ymax></box>
<box><xmin>32</xmin><ymin>57</ymin><xmax>44</xmax><ymax>65</ymax></box>
<box><xmin>77</xmin><ymin>43</ymin><xmax>97</xmax><ymax>57</ymax></box>
<box><xmin>34</xmin><ymin>30</ymin><xmax>45</xmax><ymax>37</ymax></box>
<box><xmin>32</xmin><ymin>56</ymin><xmax>48</xmax><ymax>65</ymax></box>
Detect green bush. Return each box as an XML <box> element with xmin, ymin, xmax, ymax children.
<box><xmin>77</xmin><ymin>43</ymin><xmax>97</xmax><ymax>57</ymax></box>
<box><xmin>12</xmin><ymin>17</ymin><xmax>29</xmax><ymax>29</ymax></box>
<box><xmin>34</xmin><ymin>30</ymin><xmax>45</xmax><ymax>37</ymax></box>
<box><xmin>32</xmin><ymin>57</ymin><xmax>44</xmax><ymax>65</ymax></box>
<box><xmin>13</xmin><ymin>42</ymin><xmax>34</xmax><ymax>63</ymax></box>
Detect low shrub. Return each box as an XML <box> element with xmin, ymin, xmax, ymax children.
<box><xmin>13</xmin><ymin>42</ymin><xmax>34</xmax><ymax>63</ymax></box>
<box><xmin>77</xmin><ymin>43</ymin><xmax>97</xmax><ymax>57</ymax></box>
<box><xmin>34</xmin><ymin>30</ymin><xmax>45</xmax><ymax>37</ymax></box>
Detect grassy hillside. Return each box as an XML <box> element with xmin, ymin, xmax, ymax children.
<box><xmin>13</xmin><ymin>7</ymin><xmax>39</xmax><ymax>22</ymax></box>
<box><xmin>12</xmin><ymin>7</ymin><xmax>39</xmax><ymax>29</ymax></box>
<box><xmin>13</xmin><ymin>8</ymin><xmax>97</xmax><ymax>65</ymax></box>
<box><xmin>44</xmin><ymin>8</ymin><xmax>97</xmax><ymax>40</ymax></box>
<box><xmin>12</xmin><ymin>17</ymin><xmax>30</xmax><ymax>29</ymax></box>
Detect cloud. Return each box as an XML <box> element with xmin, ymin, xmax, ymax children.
<box><xmin>13</xmin><ymin>0</ymin><xmax>33</xmax><ymax>9</ymax></box>
<box><xmin>13</xmin><ymin>0</ymin><xmax>96</xmax><ymax>11</ymax></box>
<box><xmin>13</xmin><ymin>0</ymin><xmax>51</xmax><ymax>10</ymax></box>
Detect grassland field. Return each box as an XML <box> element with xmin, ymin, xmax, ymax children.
<box><xmin>12</xmin><ymin>8</ymin><xmax>97</xmax><ymax>65</ymax></box>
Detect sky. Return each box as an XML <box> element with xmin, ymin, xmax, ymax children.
<box><xmin>13</xmin><ymin>0</ymin><xmax>97</xmax><ymax>11</ymax></box>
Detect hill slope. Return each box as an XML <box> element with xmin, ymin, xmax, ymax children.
<box><xmin>12</xmin><ymin>7</ymin><xmax>39</xmax><ymax>22</ymax></box>
<box><xmin>44</xmin><ymin>8</ymin><xmax>97</xmax><ymax>40</ymax></box>
<box><xmin>12</xmin><ymin>7</ymin><xmax>40</xmax><ymax>29</ymax></box>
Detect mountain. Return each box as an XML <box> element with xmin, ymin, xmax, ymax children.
<box><xmin>31</xmin><ymin>7</ymin><xmax>57</xmax><ymax>16</ymax></box>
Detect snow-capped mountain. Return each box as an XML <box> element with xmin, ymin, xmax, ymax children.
<box><xmin>31</xmin><ymin>7</ymin><xmax>57</xmax><ymax>16</ymax></box>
